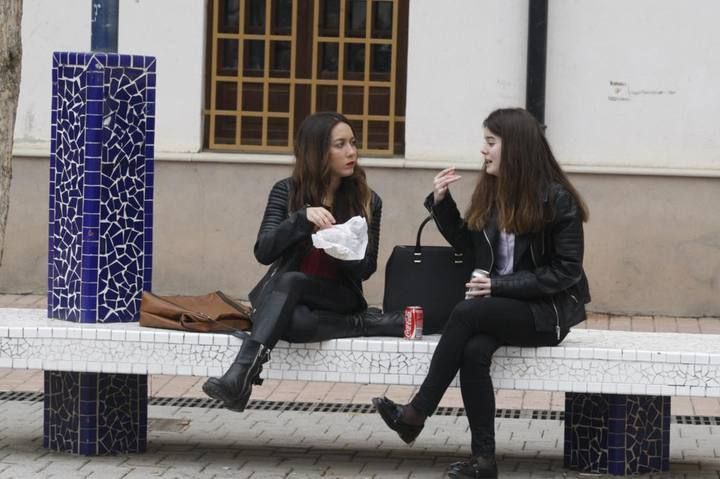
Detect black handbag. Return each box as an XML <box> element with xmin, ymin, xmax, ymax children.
<box><xmin>383</xmin><ymin>215</ymin><xmax>474</xmax><ymax>334</ymax></box>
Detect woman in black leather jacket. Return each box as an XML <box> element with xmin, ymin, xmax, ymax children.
<box><xmin>203</xmin><ymin>112</ymin><xmax>402</xmax><ymax>412</ymax></box>
<box><xmin>373</xmin><ymin>108</ymin><xmax>590</xmax><ymax>479</ymax></box>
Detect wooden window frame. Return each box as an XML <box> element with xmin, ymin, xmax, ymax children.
<box><xmin>204</xmin><ymin>0</ymin><xmax>408</xmax><ymax>156</ymax></box>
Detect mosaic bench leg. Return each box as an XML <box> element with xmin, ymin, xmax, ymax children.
<box><xmin>563</xmin><ymin>392</ymin><xmax>671</xmax><ymax>475</ymax></box>
<box><xmin>43</xmin><ymin>371</ymin><xmax>148</xmax><ymax>455</ymax></box>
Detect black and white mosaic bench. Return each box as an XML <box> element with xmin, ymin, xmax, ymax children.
<box><xmin>1</xmin><ymin>307</ymin><xmax>719</xmax><ymax>476</ymax></box>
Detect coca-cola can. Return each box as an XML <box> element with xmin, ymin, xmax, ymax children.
<box><xmin>404</xmin><ymin>306</ymin><xmax>424</xmax><ymax>340</ymax></box>
<box><xmin>465</xmin><ymin>268</ymin><xmax>490</xmax><ymax>299</ymax></box>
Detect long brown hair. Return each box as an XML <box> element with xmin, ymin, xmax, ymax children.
<box><xmin>290</xmin><ymin>112</ymin><xmax>372</xmax><ymax>221</ymax></box>
<box><xmin>466</xmin><ymin>108</ymin><xmax>588</xmax><ymax>233</ymax></box>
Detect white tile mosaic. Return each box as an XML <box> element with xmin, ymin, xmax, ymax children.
<box><xmin>2</xmin><ymin>308</ymin><xmax>720</xmax><ymax>397</ymax></box>
<box><xmin>616</xmin><ymin>383</ymin><xmax>633</xmax><ymax>394</ymax></box>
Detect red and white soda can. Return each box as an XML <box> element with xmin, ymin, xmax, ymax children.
<box><xmin>403</xmin><ymin>306</ymin><xmax>424</xmax><ymax>340</ymax></box>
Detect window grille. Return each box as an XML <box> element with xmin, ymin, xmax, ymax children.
<box><xmin>205</xmin><ymin>0</ymin><xmax>408</xmax><ymax>155</ymax></box>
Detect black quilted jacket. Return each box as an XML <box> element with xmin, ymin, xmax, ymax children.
<box><xmin>249</xmin><ymin>177</ymin><xmax>382</xmax><ymax>311</ymax></box>
<box><xmin>425</xmin><ymin>183</ymin><xmax>591</xmax><ymax>338</ymax></box>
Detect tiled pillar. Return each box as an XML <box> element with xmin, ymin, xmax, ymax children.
<box><xmin>48</xmin><ymin>52</ymin><xmax>155</xmax><ymax>323</ymax></box>
<box><xmin>564</xmin><ymin>393</ymin><xmax>671</xmax><ymax>475</ymax></box>
<box><xmin>43</xmin><ymin>371</ymin><xmax>147</xmax><ymax>455</ymax></box>
<box><xmin>45</xmin><ymin>52</ymin><xmax>155</xmax><ymax>455</ymax></box>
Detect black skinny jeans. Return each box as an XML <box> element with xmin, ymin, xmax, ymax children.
<box><xmin>250</xmin><ymin>272</ymin><xmax>364</xmax><ymax>348</ymax></box>
<box><xmin>410</xmin><ymin>297</ymin><xmax>562</xmax><ymax>456</ymax></box>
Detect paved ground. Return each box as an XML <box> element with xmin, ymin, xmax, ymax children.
<box><xmin>1</xmin><ymin>294</ymin><xmax>720</xmax><ymax>478</ymax></box>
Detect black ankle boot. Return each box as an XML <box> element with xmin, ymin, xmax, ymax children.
<box><xmin>202</xmin><ymin>339</ymin><xmax>271</xmax><ymax>412</ymax></box>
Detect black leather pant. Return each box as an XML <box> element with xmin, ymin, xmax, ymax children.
<box><xmin>250</xmin><ymin>271</ymin><xmax>364</xmax><ymax>348</ymax></box>
<box><xmin>410</xmin><ymin>297</ymin><xmax>562</xmax><ymax>456</ymax></box>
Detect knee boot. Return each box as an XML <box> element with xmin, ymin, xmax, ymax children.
<box><xmin>318</xmin><ymin>308</ymin><xmax>404</xmax><ymax>338</ymax></box>
<box><xmin>202</xmin><ymin>339</ymin><xmax>271</xmax><ymax>412</ymax></box>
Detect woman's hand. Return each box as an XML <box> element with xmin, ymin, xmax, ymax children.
<box><xmin>306</xmin><ymin>207</ymin><xmax>336</xmax><ymax>230</ymax></box>
<box><xmin>465</xmin><ymin>274</ymin><xmax>492</xmax><ymax>298</ymax></box>
<box><xmin>433</xmin><ymin>167</ymin><xmax>462</xmax><ymax>204</ymax></box>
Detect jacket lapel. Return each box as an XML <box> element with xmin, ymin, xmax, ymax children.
<box><xmin>479</xmin><ymin>211</ymin><xmax>499</xmax><ymax>271</ymax></box>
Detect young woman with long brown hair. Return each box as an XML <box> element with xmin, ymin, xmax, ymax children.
<box><xmin>372</xmin><ymin>108</ymin><xmax>590</xmax><ymax>478</ymax></box>
<box><xmin>203</xmin><ymin>112</ymin><xmax>402</xmax><ymax>412</ymax></box>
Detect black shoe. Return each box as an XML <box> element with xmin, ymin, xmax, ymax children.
<box><xmin>372</xmin><ymin>396</ymin><xmax>424</xmax><ymax>444</ymax></box>
<box><xmin>447</xmin><ymin>455</ymin><xmax>498</xmax><ymax>478</ymax></box>
<box><xmin>202</xmin><ymin>343</ymin><xmax>270</xmax><ymax>412</ymax></box>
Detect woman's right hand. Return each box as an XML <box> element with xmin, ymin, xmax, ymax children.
<box><xmin>433</xmin><ymin>167</ymin><xmax>462</xmax><ymax>204</ymax></box>
<box><xmin>306</xmin><ymin>207</ymin><xmax>336</xmax><ymax>230</ymax></box>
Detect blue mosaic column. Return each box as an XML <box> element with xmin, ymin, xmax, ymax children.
<box><xmin>563</xmin><ymin>393</ymin><xmax>671</xmax><ymax>475</ymax></box>
<box><xmin>43</xmin><ymin>371</ymin><xmax>148</xmax><ymax>455</ymax></box>
<box><xmin>48</xmin><ymin>52</ymin><xmax>154</xmax><ymax>323</ymax></box>
<box><xmin>45</xmin><ymin>52</ymin><xmax>155</xmax><ymax>455</ymax></box>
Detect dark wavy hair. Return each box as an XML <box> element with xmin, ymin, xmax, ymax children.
<box><xmin>289</xmin><ymin>112</ymin><xmax>371</xmax><ymax>221</ymax></box>
<box><xmin>466</xmin><ymin>108</ymin><xmax>588</xmax><ymax>233</ymax></box>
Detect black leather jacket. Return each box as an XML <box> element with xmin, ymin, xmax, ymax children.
<box><xmin>425</xmin><ymin>183</ymin><xmax>590</xmax><ymax>338</ymax></box>
<box><xmin>249</xmin><ymin>177</ymin><xmax>382</xmax><ymax>311</ymax></box>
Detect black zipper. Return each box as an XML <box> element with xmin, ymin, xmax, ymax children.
<box><xmin>252</xmin><ymin>263</ymin><xmax>279</xmax><ymax>315</ymax></box>
<box><xmin>531</xmin><ymin>242</ymin><xmax>560</xmax><ymax>340</ymax></box>
<box><xmin>482</xmin><ymin>228</ymin><xmax>495</xmax><ymax>272</ymax></box>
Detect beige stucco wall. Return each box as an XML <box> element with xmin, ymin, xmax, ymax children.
<box><xmin>2</xmin><ymin>156</ymin><xmax>719</xmax><ymax>317</ymax></box>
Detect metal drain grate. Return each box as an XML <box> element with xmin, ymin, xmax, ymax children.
<box><xmin>674</xmin><ymin>415</ymin><xmax>720</xmax><ymax>425</ymax></box>
<box><xmin>1</xmin><ymin>391</ymin><xmax>718</xmax><ymax>425</ymax></box>
<box><xmin>0</xmin><ymin>391</ymin><xmax>42</xmax><ymax>402</ymax></box>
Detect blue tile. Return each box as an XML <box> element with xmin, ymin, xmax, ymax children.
<box><xmin>86</xmin><ymin>100</ymin><xmax>103</xmax><ymax>116</ymax></box>
<box><xmin>83</xmin><ymin>184</ymin><xmax>101</xmax><ymax>201</ymax></box>
<box><xmin>84</xmin><ymin>171</ymin><xmax>101</xmax><ymax>185</ymax></box>
<box><xmin>81</xmin><ymin>268</ymin><xmax>98</xmax><ymax>283</ymax></box>
<box><xmin>78</xmin><ymin>442</ymin><xmax>97</xmax><ymax>455</ymax></box>
<box><xmin>79</xmin><ymin>308</ymin><xmax>98</xmax><ymax>323</ymax></box>
<box><xmin>79</xmin><ymin>399</ymin><xmax>98</xmax><ymax>415</ymax></box>
<box><xmin>81</xmin><ymin>281</ymin><xmax>98</xmax><ymax>296</ymax></box>
<box><xmin>81</xmin><ymin>296</ymin><xmax>97</xmax><ymax>311</ymax></box>
<box><xmin>92</xmin><ymin>52</ymin><xmax>107</xmax><ymax>65</ymax></box>
<box><xmin>82</xmin><ymin>224</ymin><xmax>100</xmax><ymax>239</ymax></box>
<box><xmin>84</xmin><ymin>159</ymin><xmax>102</xmax><ymax>176</ymax></box>
<box><xmin>79</xmin><ymin>429</ymin><xmax>98</xmax><ymax>444</ymax></box>
<box><xmin>86</xmin><ymin>113</ymin><xmax>103</xmax><ymax>129</ymax></box>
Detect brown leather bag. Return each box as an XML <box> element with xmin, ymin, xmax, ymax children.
<box><xmin>139</xmin><ymin>291</ymin><xmax>252</xmax><ymax>338</ymax></box>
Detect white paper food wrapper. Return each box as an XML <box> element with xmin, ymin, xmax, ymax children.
<box><xmin>311</xmin><ymin>216</ymin><xmax>368</xmax><ymax>261</ymax></box>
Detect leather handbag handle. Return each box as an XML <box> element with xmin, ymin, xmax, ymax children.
<box><xmin>413</xmin><ymin>215</ymin><xmax>466</xmax><ymax>264</ymax></box>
